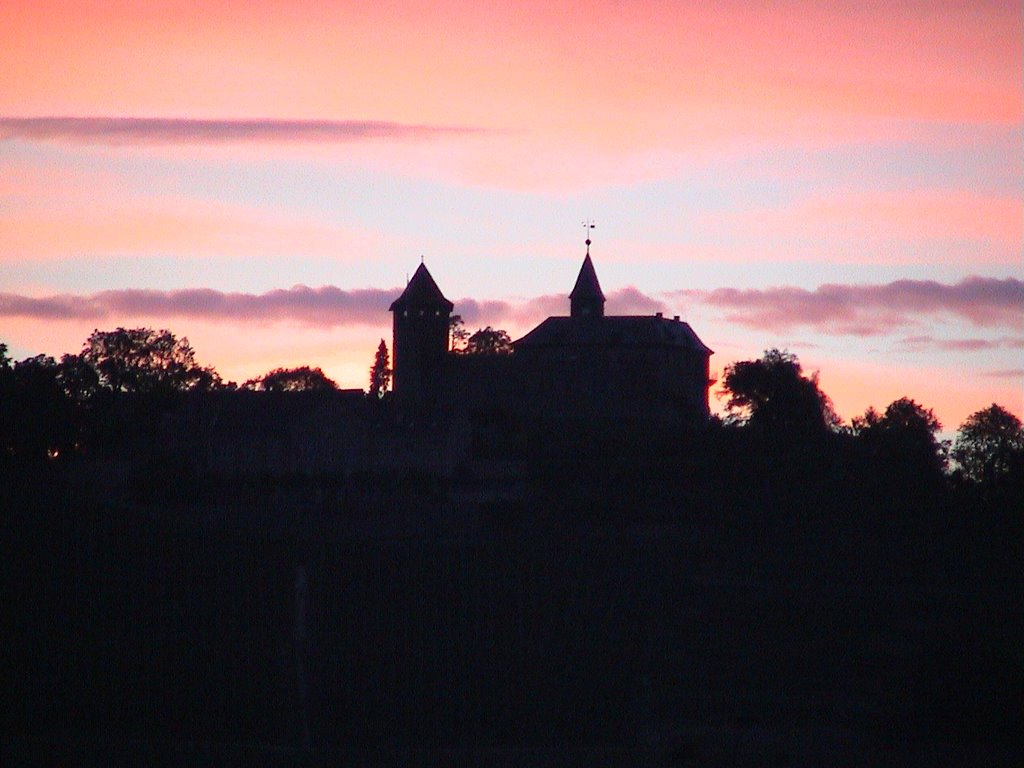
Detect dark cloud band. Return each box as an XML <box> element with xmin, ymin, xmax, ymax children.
<box><xmin>901</xmin><ymin>335</ymin><xmax>1024</xmax><ymax>352</ymax></box>
<box><xmin>0</xmin><ymin>117</ymin><xmax>481</xmax><ymax>145</ymax></box>
<box><xmin>983</xmin><ymin>369</ymin><xmax>1024</xmax><ymax>379</ymax></box>
<box><xmin>0</xmin><ymin>286</ymin><xmax>397</xmax><ymax>325</ymax></box>
<box><xmin>2</xmin><ymin>278</ymin><xmax>1020</xmax><ymax>337</ymax></box>
<box><xmin>676</xmin><ymin>276</ymin><xmax>1023</xmax><ymax>335</ymax></box>
<box><xmin>0</xmin><ymin>285</ymin><xmax>656</xmax><ymax>328</ymax></box>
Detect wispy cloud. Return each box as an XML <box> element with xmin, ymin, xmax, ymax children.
<box><xmin>0</xmin><ymin>117</ymin><xmax>482</xmax><ymax>145</ymax></box>
<box><xmin>500</xmin><ymin>288</ymin><xmax>667</xmax><ymax>327</ymax></box>
<box><xmin>983</xmin><ymin>369</ymin><xmax>1024</xmax><ymax>379</ymax></box>
<box><xmin>0</xmin><ymin>284</ymin><xmax>669</xmax><ymax>330</ymax></box>
<box><xmin>901</xmin><ymin>335</ymin><xmax>1024</xmax><ymax>352</ymax></box>
<box><xmin>676</xmin><ymin>277</ymin><xmax>1024</xmax><ymax>335</ymax></box>
<box><xmin>0</xmin><ymin>286</ymin><xmax>397</xmax><ymax>326</ymax></box>
<box><xmin>3</xmin><ymin>279</ymin><xmax>1021</xmax><ymax>340</ymax></box>
<box><xmin>450</xmin><ymin>298</ymin><xmax>513</xmax><ymax>326</ymax></box>
<box><xmin>607</xmin><ymin>286</ymin><xmax>669</xmax><ymax>316</ymax></box>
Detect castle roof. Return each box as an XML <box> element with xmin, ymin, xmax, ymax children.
<box><xmin>568</xmin><ymin>254</ymin><xmax>605</xmax><ymax>304</ymax></box>
<box><xmin>389</xmin><ymin>262</ymin><xmax>454</xmax><ymax>312</ymax></box>
<box><xmin>515</xmin><ymin>315</ymin><xmax>713</xmax><ymax>355</ymax></box>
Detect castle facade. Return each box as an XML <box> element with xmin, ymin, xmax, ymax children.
<box><xmin>389</xmin><ymin>250</ymin><xmax>713</xmax><ymax>448</ymax></box>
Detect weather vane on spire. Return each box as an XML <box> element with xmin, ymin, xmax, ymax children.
<box><xmin>582</xmin><ymin>219</ymin><xmax>595</xmax><ymax>255</ymax></box>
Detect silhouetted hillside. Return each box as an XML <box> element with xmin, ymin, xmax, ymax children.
<box><xmin>3</xmin><ymin>337</ymin><xmax>1022</xmax><ymax>766</ymax></box>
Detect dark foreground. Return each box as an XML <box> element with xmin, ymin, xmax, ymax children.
<box><xmin>3</xmin><ymin>456</ymin><xmax>1022</xmax><ymax>768</ymax></box>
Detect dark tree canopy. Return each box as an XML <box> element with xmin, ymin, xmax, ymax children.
<box><xmin>368</xmin><ymin>339</ymin><xmax>391</xmax><ymax>399</ymax></box>
<box><xmin>243</xmin><ymin>366</ymin><xmax>338</xmax><ymax>392</ymax></box>
<box><xmin>853</xmin><ymin>397</ymin><xmax>947</xmax><ymax>478</ymax></box>
<box><xmin>56</xmin><ymin>353</ymin><xmax>101</xmax><ymax>402</ymax></box>
<box><xmin>952</xmin><ymin>403</ymin><xmax>1024</xmax><ymax>484</ymax></box>
<box><xmin>0</xmin><ymin>354</ymin><xmax>76</xmax><ymax>460</ymax></box>
<box><xmin>721</xmin><ymin>349</ymin><xmax>837</xmax><ymax>434</ymax></box>
<box><xmin>82</xmin><ymin>328</ymin><xmax>220</xmax><ymax>393</ymax></box>
<box><xmin>464</xmin><ymin>327</ymin><xmax>513</xmax><ymax>356</ymax></box>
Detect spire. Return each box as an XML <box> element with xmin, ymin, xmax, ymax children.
<box><xmin>389</xmin><ymin>261</ymin><xmax>454</xmax><ymax>312</ymax></box>
<box><xmin>570</xmin><ymin>253</ymin><xmax>605</xmax><ymax>319</ymax></box>
<box><xmin>582</xmin><ymin>218</ymin><xmax>595</xmax><ymax>257</ymax></box>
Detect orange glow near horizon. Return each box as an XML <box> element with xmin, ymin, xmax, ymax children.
<box><xmin>807</xmin><ymin>357</ymin><xmax>1023</xmax><ymax>435</ymax></box>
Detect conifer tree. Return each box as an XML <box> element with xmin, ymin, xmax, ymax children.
<box><xmin>368</xmin><ymin>339</ymin><xmax>391</xmax><ymax>398</ymax></box>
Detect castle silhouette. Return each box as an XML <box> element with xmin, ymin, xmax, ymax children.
<box><xmin>389</xmin><ymin>248</ymin><xmax>713</xmax><ymax>445</ymax></box>
<box><xmin>127</xmin><ymin>246</ymin><xmax>715</xmax><ymax>479</ymax></box>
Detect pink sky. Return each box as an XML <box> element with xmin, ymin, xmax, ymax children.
<box><xmin>1</xmin><ymin>1</ymin><xmax>1021</xmax><ymax>431</ymax></box>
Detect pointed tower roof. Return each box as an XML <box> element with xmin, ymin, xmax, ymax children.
<box><xmin>389</xmin><ymin>261</ymin><xmax>454</xmax><ymax>312</ymax></box>
<box><xmin>569</xmin><ymin>252</ymin><xmax>605</xmax><ymax>318</ymax></box>
<box><xmin>569</xmin><ymin>254</ymin><xmax>605</xmax><ymax>304</ymax></box>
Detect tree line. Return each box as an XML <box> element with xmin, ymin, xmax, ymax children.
<box><xmin>719</xmin><ymin>348</ymin><xmax>1023</xmax><ymax>488</ymax></box>
<box><xmin>0</xmin><ymin>328</ymin><xmax>339</xmax><ymax>397</ymax></box>
<box><xmin>1</xmin><ymin>329</ymin><xmax>1021</xmax><ymax>494</ymax></box>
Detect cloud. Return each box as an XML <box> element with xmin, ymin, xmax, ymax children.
<box><xmin>506</xmin><ymin>295</ymin><xmax>565</xmax><ymax>326</ymax></box>
<box><xmin>446</xmin><ymin>287</ymin><xmax>667</xmax><ymax>329</ymax></box>
<box><xmin>4</xmin><ymin>278</ymin><xmax>1020</xmax><ymax>342</ymax></box>
<box><xmin>0</xmin><ymin>294</ymin><xmax>105</xmax><ymax>321</ymax></box>
<box><xmin>0</xmin><ymin>286</ymin><xmax>547</xmax><ymax>329</ymax></box>
<box><xmin>606</xmin><ymin>287</ymin><xmax>669</xmax><ymax>316</ymax></box>
<box><xmin>677</xmin><ymin>277</ymin><xmax>1024</xmax><ymax>335</ymax></box>
<box><xmin>487</xmin><ymin>287</ymin><xmax>668</xmax><ymax>328</ymax></box>
<box><xmin>901</xmin><ymin>335</ymin><xmax>1024</xmax><ymax>352</ymax></box>
<box><xmin>982</xmin><ymin>369</ymin><xmax>1024</xmax><ymax>379</ymax></box>
<box><xmin>905</xmin><ymin>335</ymin><xmax>1024</xmax><ymax>354</ymax></box>
<box><xmin>0</xmin><ymin>286</ymin><xmax>398</xmax><ymax>326</ymax></box>
<box><xmin>450</xmin><ymin>298</ymin><xmax>513</xmax><ymax>326</ymax></box>
<box><xmin>0</xmin><ymin>284</ymin><xmax>670</xmax><ymax>331</ymax></box>
<box><xmin>0</xmin><ymin>117</ymin><xmax>481</xmax><ymax>145</ymax></box>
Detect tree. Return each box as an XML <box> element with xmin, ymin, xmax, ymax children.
<box><xmin>368</xmin><ymin>340</ymin><xmax>391</xmax><ymax>399</ymax></box>
<box><xmin>0</xmin><ymin>354</ymin><xmax>75</xmax><ymax>460</ymax></box>
<box><xmin>854</xmin><ymin>397</ymin><xmax>947</xmax><ymax>479</ymax></box>
<box><xmin>243</xmin><ymin>366</ymin><xmax>338</xmax><ymax>392</ymax></box>
<box><xmin>849</xmin><ymin>406</ymin><xmax>881</xmax><ymax>435</ymax></box>
<box><xmin>952</xmin><ymin>404</ymin><xmax>1024</xmax><ymax>484</ymax></box>
<box><xmin>81</xmin><ymin>327</ymin><xmax>220</xmax><ymax>393</ymax></box>
<box><xmin>465</xmin><ymin>327</ymin><xmax>513</xmax><ymax>356</ymax></box>
<box><xmin>721</xmin><ymin>348</ymin><xmax>837</xmax><ymax>434</ymax></box>
<box><xmin>0</xmin><ymin>342</ymin><xmax>12</xmax><ymax>393</ymax></box>
<box><xmin>56</xmin><ymin>353</ymin><xmax>101</xmax><ymax>402</ymax></box>
<box><xmin>0</xmin><ymin>342</ymin><xmax>10</xmax><ymax>395</ymax></box>
<box><xmin>449</xmin><ymin>315</ymin><xmax>470</xmax><ymax>353</ymax></box>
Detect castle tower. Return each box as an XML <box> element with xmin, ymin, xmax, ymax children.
<box><xmin>389</xmin><ymin>261</ymin><xmax>453</xmax><ymax>413</ymax></box>
<box><xmin>569</xmin><ymin>252</ymin><xmax>605</xmax><ymax>319</ymax></box>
